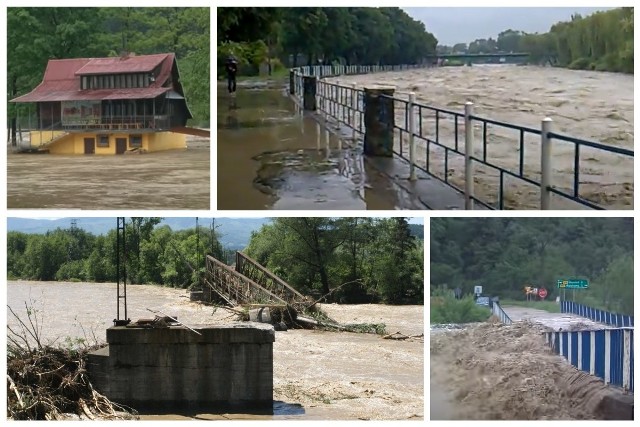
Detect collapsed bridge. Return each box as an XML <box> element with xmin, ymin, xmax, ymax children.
<box><xmin>202</xmin><ymin>251</ymin><xmax>313</xmax><ymax>311</ymax></box>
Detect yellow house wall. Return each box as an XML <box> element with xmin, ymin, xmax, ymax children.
<box><xmin>147</xmin><ymin>132</ymin><xmax>187</xmax><ymax>152</ymax></box>
<box><xmin>45</xmin><ymin>132</ymin><xmax>185</xmax><ymax>154</ymax></box>
<box><xmin>29</xmin><ymin>130</ymin><xmax>67</xmax><ymax>147</ymax></box>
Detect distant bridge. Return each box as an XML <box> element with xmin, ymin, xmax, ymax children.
<box><xmin>428</xmin><ymin>52</ymin><xmax>531</xmax><ymax>60</ymax></box>
<box><xmin>425</xmin><ymin>52</ymin><xmax>558</xmax><ymax>66</ymax></box>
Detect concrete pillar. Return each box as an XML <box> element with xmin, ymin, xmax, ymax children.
<box><xmin>289</xmin><ymin>70</ymin><xmax>295</xmax><ymax>95</ymax></box>
<box><xmin>303</xmin><ymin>76</ymin><xmax>317</xmax><ymax>111</ymax></box>
<box><xmin>363</xmin><ymin>86</ymin><xmax>395</xmax><ymax>157</ymax></box>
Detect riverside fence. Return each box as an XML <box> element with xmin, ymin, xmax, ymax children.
<box><xmin>491</xmin><ymin>302</ymin><xmax>513</xmax><ymax>325</ymax></box>
<box><xmin>561</xmin><ymin>301</ymin><xmax>634</xmax><ymax>328</ymax></box>
<box><xmin>545</xmin><ymin>328</ymin><xmax>634</xmax><ymax>392</ymax></box>
<box><xmin>290</xmin><ymin>64</ymin><xmax>634</xmax><ymax>210</ymax></box>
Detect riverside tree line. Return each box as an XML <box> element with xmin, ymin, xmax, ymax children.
<box><xmin>218</xmin><ymin>7</ymin><xmax>437</xmax><ymax>75</ymax></box>
<box><xmin>431</xmin><ymin>218</ymin><xmax>633</xmax><ymax>315</ymax></box>
<box><xmin>7</xmin><ymin>7</ymin><xmax>210</xmax><ymax>141</ymax></box>
<box><xmin>439</xmin><ymin>8</ymin><xmax>633</xmax><ymax>73</ymax></box>
<box><xmin>8</xmin><ymin>218</ymin><xmax>424</xmax><ymax>305</ymax></box>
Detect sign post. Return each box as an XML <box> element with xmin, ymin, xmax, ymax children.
<box><xmin>557</xmin><ymin>279</ymin><xmax>588</xmax><ymax>302</ymax></box>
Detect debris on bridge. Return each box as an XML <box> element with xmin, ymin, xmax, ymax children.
<box><xmin>200</xmin><ymin>251</ymin><xmax>386</xmax><ymax>335</ymax></box>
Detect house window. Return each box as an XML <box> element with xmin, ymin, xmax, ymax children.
<box><xmin>119</xmin><ymin>75</ymin><xmax>126</xmax><ymax>88</ymax></box>
<box><xmin>92</xmin><ymin>76</ymin><xmax>98</xmax><ymax>89</ymax></box>
<box><xmin>138</xmin><ymin>74</ymin><xmax>145</xmax><ymax>88</ymax></box>
<box><xmin>131</xmin><ymin>74</ymin><xmax>138</xmax><ymax>88</ymax></box>
<box><xmin>97</xmin><ymin>135</ymin><xmax>109</xmax><ymax>148</ymax></box>
<box><xmin>129</xmin><ymin>135</ymin><xmax>142</xmax><ymax>148</ymax></box>
<box><xmin>81</xmin><ymin>76</ymin><xmax>88</xmax><ymax>90</ymax></box>
<box><xmin>109</xmin><ymin>75</ymin><xmax>114</xmax><ymax>88</ymax></box>
<box><xmin>126</xmin><ymin>74</ymin><xmax>132</xmax><ymax>88</ymax></box>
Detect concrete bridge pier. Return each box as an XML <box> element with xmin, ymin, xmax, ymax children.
<box><xmin>87</xmin><ymin>323</ymin><xmax>275</xmax><ymax>413</ymax></box>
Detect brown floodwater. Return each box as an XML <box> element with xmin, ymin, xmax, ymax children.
<box><xmin>7</xmin><ymin>281</ymin><xmax>424</xmax><ymax>420</ymax></box>
<box><xmin>216</xmin><ymin>85</ymin><xmax>420</xmax><ymax>210</ymax></box>
<box><xmin>7</xmin><ymin>136</ymin><xmax>209</xmax><ymax>209</ymax></box>
<box><xmin>332</xmin><ymin>65</ymin><xmax>634</xmax><ymax>209</ymax></box>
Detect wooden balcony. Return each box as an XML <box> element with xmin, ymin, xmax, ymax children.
<box><xmin>59</xmin><ymin>115</ymin><xmax>171</xmax><ymax>132</ymax></box>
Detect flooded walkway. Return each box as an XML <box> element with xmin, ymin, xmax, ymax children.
<box><xmin>216</xmin><ymin>83</ymin><xmax>423</xmax><ymax>210</ymax></box>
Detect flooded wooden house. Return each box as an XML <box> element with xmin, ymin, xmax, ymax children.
<box><xmin>10</xmin><ymin>52</ymin><xmax>193</xmax><ymax>154</ymax></box>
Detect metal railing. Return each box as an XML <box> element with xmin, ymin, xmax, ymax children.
<box><xmin>545</xmin><ymin>328</ymin><xmax>634</xmax><ymax>392</ymax></box>
<box><xmin>391</xmin><ymin>95</ymin><xmax>633</xmax><ymax>210</ymax></box>
<box><xmin>204</xmin><ymin>255</ymin><xmax>286</xmax><ymax>307</ymax></box>
<box><xmin>561</xmin><ymin>301</ymin><xmax>634</xmax><ymax>328</ymax></box>
<box><xmin>316</xmin><ymin>80</ymin><xmax>365</xmax><ymax>139</ymax></box>
<box><xmin>491</xmin><ymin>302</ymin><xmax>513</xmax><ymax>325</ymax></box>
<box><xmin>235</xmin><ymin>251</ymin><xmax>310</xmax><ymax>308</ymax></box>
<box><xmin>290</xmin><ymin>64</ymin><xmax>633</xmax><ymax>210</ymax></box>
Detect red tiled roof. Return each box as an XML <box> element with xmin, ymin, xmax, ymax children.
<box><xmin>75</xmin><ymin>53</ymin><xmax>169</xmax><ymax>75</ymax></box>
<box><xmin>11</xmin><ymin>53</ymin><xmax>177</xmax><ymax>103</ymax></box>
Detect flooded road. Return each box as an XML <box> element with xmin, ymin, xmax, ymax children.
<box><xmin>216</xmin><ymin>84</ymin><xmax>416</xmax><ymax>210</ymax></box>
<box><xmin>7</xmin><ymin>281</ymin><xmax>423</xmax><ymax>420</ymax></box>
<box><xmin>333</xmin><ymin>66</ymin><xmax>634</xmax><ymax>209</ymax></box>
<box><xmin>502</xmin><ymin>305</ymin><xmax>614</xmax><ymax>330</ymax></box>
<box><xmin>7</xmin><ymin>136</ymin><xmax>209</xmax><ymax>209</ymax></box>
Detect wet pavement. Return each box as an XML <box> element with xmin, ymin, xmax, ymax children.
<box><xmin>502</xmin><ymin>306</ymin><xmax>614</xmax><ymax>331</ymax></box>
<box><xmin>216</xmin><ymin>83</ymin><xmax>425</xmax><ymax>210</ymax></box>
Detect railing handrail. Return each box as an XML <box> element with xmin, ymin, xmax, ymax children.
<box><xmin>561</xmin><ymin>300</ymin><xmax>634</xmax><ymax>328</ymax></box>
<box><xmin>290</xmin><ymin>63</ymin><xmax>633</xmax><ymax>210</ymax></box>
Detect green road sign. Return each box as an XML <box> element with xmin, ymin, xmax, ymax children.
<box><xmin>557</xmin><ymin>279</ymin><xmax>589</xmax><ymax>289</ymax></box>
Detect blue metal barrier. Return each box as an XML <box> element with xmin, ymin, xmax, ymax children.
<box><xmin>545</xmin><ymin>328</ymin><xmax>633</xmax><ymax>392</ymax></box>
<box><xmin>561</xmin><ymin>300</ymin><xmax>634</xmax><ymax>328</ymax></box>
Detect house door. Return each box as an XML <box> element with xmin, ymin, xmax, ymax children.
<box><xmin>84</xmin><ymin>138</ymin><xmax>95</xmax><ymax>154</ymax></box>
<box><xmin>116</xmin><ymin>138</ymin><xmax>127</xmax><ymax>154</ymax></box>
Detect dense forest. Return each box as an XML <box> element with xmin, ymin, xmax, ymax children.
<box><xmin>217</xmin><ymin>7</ymin><xmax>437</xmax><ymax>75</ymax></box>
<box><xmin>245</xmin><ymin>218</ymin><xmax>424</xmax><ymax>304</ymax></box>
<box><xmin>7</xmin><ymin>7</ymin><xmax>210</xmax><ymax>136</ymax></box>
<box><xmin>7</xmin><ymin>219</ymin><xmax>225</xmax><ymax>288</ymax></box>
<box><xmin>439</xmin><ymin>8</ymin><xmax>633</xmax><ymax>73</ymax></box>
<box><xmin>8</xmin><ymin>218</ymin><xmax>424</xmax><ymax>305</ymax></box>
<box><xmin>430</xmin><ymin>218</ymin><xmax>634</xmax><ymax>315</ymax></box>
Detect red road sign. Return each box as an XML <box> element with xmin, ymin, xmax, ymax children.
<box><xmin>538</xmin><ymin>288</ymin><xmax>548</xmax><ymax>299</ymax></box>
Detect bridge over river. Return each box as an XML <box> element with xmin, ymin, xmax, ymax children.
<box><xmin>430</xmin><ymin>305</ymin><xmax>633</xmax><ymax>420</ymax></box>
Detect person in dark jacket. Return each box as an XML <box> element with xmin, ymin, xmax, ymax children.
<box><xmin>225</xmin><ymin>56</ymin><xmax>238</xmax><ymax>94</ymax></box>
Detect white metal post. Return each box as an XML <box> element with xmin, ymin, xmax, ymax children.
<box><xmin>464</xmin><ymin>102</ymin><xmax>475</xmax><ymax>210</ymax></box>
<box><xmin>409</xmin><ymin>92</ymin><xmax>417</xmax><ymax>181</ymax></box>
<box><xmin>351</xmin><ymin>84</ymin><xmax>357</xmax><ymax>142</ymax></box>
<box><xmin>336</xmin><ymin>81</ymin><xmax>341</xmax><ymax>125</ymax></box>
<box><xmin>541</xmin><ymin>117</ymin><xmax>553</xmax><ymax>210</ymax></box>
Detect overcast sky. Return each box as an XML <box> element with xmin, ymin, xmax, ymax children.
<box><xmin>404</xmin><ymin>7</ymin><xmax>614</xmax><ymax>45</ymax></box>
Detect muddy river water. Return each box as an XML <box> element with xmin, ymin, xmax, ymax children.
<box><xmin>332</xmin><ymin>65</ymin><xmax>633</xmax><ymax>209</ymax></box>
<box><xmin>7</xmin><ymin>281</ymin><xmax>423</xmax><ymax>420</ymax></box>
<box><xmin>7</xmin><ymin>136</ymin><xmax>209</xmax><ymax>209</ymax></box>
